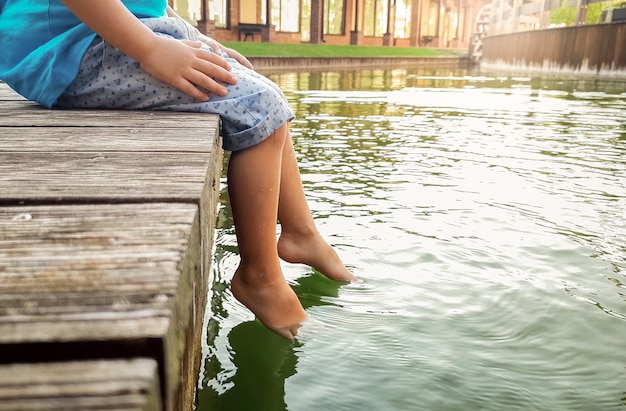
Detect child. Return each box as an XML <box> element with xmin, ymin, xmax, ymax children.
<box><xmin>0</xmin><ymin>0</ymin><xmax>355</xmax><ymax>339</ymax></box>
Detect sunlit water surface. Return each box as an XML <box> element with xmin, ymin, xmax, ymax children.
<box><xmin>196</xmin><ymin>68</ymin><xmax>626</xmax><ymax>411</ymax></box>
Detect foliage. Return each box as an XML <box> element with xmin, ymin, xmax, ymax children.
<box><xmin>221</xmin><ymin>42</ymin><xmax>452</xmax><ymax>58</ymax></box>
<box><xmin>587</xmin><ymin>2</ymin><xmax>603</xmax><ymax>22</ymax></box>
<box><xmin>587</xmin><ymin>0</ymin><xmax>626</xmax><ymax>23</ymax></box>
<box><xmin>549</xmin><ymin>0</ymin><xmax>576</xmax><ymax>25</ymax></box>
<box><xmin>550</xmin><ymin>0</ymin><xmax>626</xmax><ymax>25</ymax></box>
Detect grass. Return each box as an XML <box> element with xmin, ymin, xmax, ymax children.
<box><xmin>221</xmin><ymin>42</ymin><xmax>455</xmax><ymax>58</ymax></box>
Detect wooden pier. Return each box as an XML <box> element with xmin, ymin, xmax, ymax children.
<box><xmin>0</xmin><ymin>83</ymin><xmax>223</xmax><ymax>410</ymax></box>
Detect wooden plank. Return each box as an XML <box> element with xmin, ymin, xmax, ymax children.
<box><xmin>0</xmin><ymin>203</ymin><xmax>204</xmax><ymax>411</ymax></box>
<box><xmin>0</xmin><ymin>83</ymin><xmax>220</xmax><ymax>129</ymax></box>
<box><xmin>0</xmin><ymin>152</ymin><xmax>213</xmax><ymax>203</ymax></box>
<box><xmin>0</xmin><ymin>81</ymin><xmax>223</xmax><ymax>411</ymax></box>
<box><xmin>0</xmin><ymin>127</ymin><xmax>215</xmax><ymax>152</ymax></box>
<box><xmin>0</xmin><ymin>102</ymin><xmax>220</xmax><ymax>128</ymax></box>
<box><xmin>0</xmin><ymin>83</ymin><xmax>223</xmax><ymax>208</ymax></box>
<box><xmin>0</xmin><ymin>359</ymin><xmax>161</xmax><ymax>411</ymax></box>
<box><xmin>0</xmin><ymin>85</ymin><xmax>24</xmax><ymax>101</ymax></box>
<box><xmin>0</xmin><ymin>203</ymin><xmax>198</xmax><ymax>344</ymax></box>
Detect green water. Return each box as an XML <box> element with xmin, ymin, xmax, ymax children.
<box><xmin>196</xmin><ymin>68</ymin><xmax>626</xmax><ymax>411</ymax></box>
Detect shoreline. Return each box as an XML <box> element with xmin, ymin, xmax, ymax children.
<box><xmin>248</xmin><ymin>55</ymin><xmax>469</xmax><ymax>71</ymax></box>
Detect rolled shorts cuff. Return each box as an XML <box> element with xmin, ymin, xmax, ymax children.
<box><xmin>222</xmin><ymin>100</ymin><xmax>295</xmax><ymax>151</ymax></box>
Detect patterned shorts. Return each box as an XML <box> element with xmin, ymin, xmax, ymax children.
<box><xmin>56</xmin><ymin>17</ymin><xmax>294</xmax><ymax>151</ymax></box>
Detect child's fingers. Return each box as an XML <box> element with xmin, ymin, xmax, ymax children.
<box><xmin>186</xmin><ymin>68</ymin><xmax>229</xmax><ymax>97</ymax></box>
<box><xmin>193</xmin><ymin>52</ymin><xmax>237</xmax><ymax>85</ymax></box>
<box><xmin>181</xmin><ymin>39</ymin><xmax>203</xmax><ymax>49</ymax></box>
<box><xmin>223</xmin><ymin>47</ymin><xmax>254</xmax><ymax>70</ymax></box>
<box><xmin>142</xmin><ymin>37</ymin><xmax>236</xmax><ymax>101</ymax></box>
<box><xmin>195</xmin><ymin>47</ymin><xmax>232</xmax><ymax>70</ymax></box>
<box><xmin>196</xmin><ymin>35</ymin><xmax>225</xmax><ymax>56</ymax></box>
<box><xmin>173</xmin><ymin>78</ymin><xmax>210</xmax><ymax>101</ymax></box>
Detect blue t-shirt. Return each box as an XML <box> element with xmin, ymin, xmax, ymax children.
<box><xmin>0</xmin><ymin>0</ymin><xmax>167</xmax><ymax>107</ymax></box>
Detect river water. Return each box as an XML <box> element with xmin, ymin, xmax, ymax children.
<box><xmin>196</xmin><ymin>67</ymin><xmax>626</xmax><ymax>411</ymax></box>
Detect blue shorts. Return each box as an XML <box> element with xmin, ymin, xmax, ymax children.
<box><xmin>56</xmin><ymin>17</ymin><xmax>294</xmax><ymax>151</ymax></box>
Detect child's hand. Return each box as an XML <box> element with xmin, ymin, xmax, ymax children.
<box><xmin>137</xmin><ymin>35</ymin><xmax>238</xmax><ymax>102</ymax></box>
<box><xmin>60</xmin><ymin>1</ymin><xmax>236</xmax><ymax>101</ymax></box>
<box><xmin>198</xmin><ymin>34</ymin><xmax>255</xmax><ymax>71</ymax></box>
<box><xmin>220</xmin><ymin>45</ymin><xmax>255</xmax><ymax>70</ymax></box>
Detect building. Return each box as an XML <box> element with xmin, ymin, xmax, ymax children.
<box><xmin>169</xmin><ymin>0</ymin><xmax>487</xmax><ymax>48</ymax></box>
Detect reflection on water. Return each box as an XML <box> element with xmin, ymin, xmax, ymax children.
<box><xmin>197</xmin><ymin>68</ymin><xmax>626</xmax><ymax>411</ymax></box>
<box><xmin>200</xmin><ymin>320</ymin><xmax>298</xmax><ymax>410</ymax></box>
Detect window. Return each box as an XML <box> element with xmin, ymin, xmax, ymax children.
<box><xmin>324</xmin><ymin>0</ymin><xmax>345</xmax><ymax>35</ymax></box>
<box><xmin>363</xmin><ymin>0</ymin><xmax>388</xmax><ymax>36</ymax></box>
<box><xmin>426</xmin><ymin>0</ymin><xmax>440</xmax><ymax>36</ymax></box>
<box><xmin>301</xmin><ymin>0</ymin><xmax>311</xmax><ymax>41</ymax></box>
<box><xmin>272</xmin><ymin>0</ymin><xmax>301</xmax><ymax>32</ymax></box>
<box><xmin>171</xmin><ymin>0</ymin><xmax>203</xmax><ymax>22</ymax></box>
<box><xmin>209</xmin><ymin>0</ymin><xmax>228</xmax><ymax>27</ymax></box>
<box><xmin>241</xmin><ymin>0</ymin><xmax>270</xmax><ymax>24</ymax></box>
<box><xmin>394</xmin><ymin>0</ymin><xmax>412</xmax><ymax>38</ymax></box>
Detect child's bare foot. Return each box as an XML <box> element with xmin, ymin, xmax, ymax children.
<box><xmin>277</xmin><ymin>231</ymin><xmax>356</xmax><ymax>282</ymax></box>
<box><xmin>231</xmin><ymin>265</ymin><xmax>307</xmax><ymax>340</ymax></box>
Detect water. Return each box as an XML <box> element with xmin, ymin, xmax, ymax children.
<box><xmin>196</xmin><ymin>68</ymin><xmax>626</xmax><ymax>411</ymax></box>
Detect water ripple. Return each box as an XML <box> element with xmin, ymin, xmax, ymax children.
<box><xmin>199</xmin><ymin>71</ymin><xmax>626</xmax><ymax>411</ymax></box>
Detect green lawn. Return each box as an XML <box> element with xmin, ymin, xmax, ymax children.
<box><xmin>221</xmin><ymin>42</ymin><xmax>455</xmax><ymax>58</ymax></box>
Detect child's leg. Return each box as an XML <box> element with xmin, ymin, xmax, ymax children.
<box><xmin>276</xmin><ymin>131</ymin><xmax>356</xmax><ymax>282</ymax></box>
<box><xmin>228</xmin><ymin>124</ymin><xmax>306</xmax><ymax>340</ymax></box>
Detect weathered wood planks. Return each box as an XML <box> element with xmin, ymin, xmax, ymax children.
<box><xmin>0</xmin><ymin>83</ymin><xmax>223</xmax><ymax>411</ymax></box>
<box><xmin>0</xmin><ymin>203</ymin><xmax>198</xmax><ymax>343</ymax></box>
<box><xmin>0</xmin><ymin>152</ymin><xmax>214</xmax><ymax>203</ymax></box>
<box><xmin>0</xmin><ymin>359</ymin><xmax>162</xmax><ymax>410</ymax></box>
